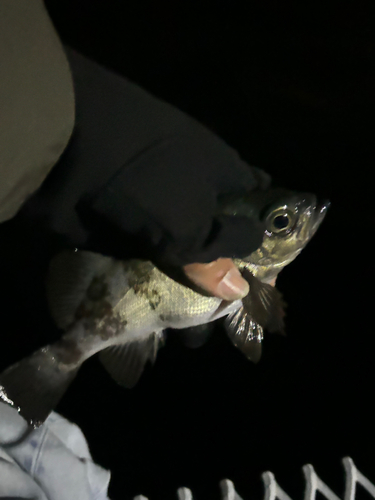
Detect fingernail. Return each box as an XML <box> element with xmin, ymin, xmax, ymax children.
<box><xmin>216</xmin><ymin>268</ymin><xmax>249</xmax><ymax>300</ymax></box>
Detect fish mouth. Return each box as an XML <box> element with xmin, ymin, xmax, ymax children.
<box><xmin>310</xmin><ymin>199</ymin><xmax>330</xmax><ymax>236</ymax></box>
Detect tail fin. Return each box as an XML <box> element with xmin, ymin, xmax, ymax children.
<box><xmin>0</xmin><ymin>347</ymin><xmax>79</xmax><ymax>427</ymax></box>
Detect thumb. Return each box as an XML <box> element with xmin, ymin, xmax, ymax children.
<box><xmin>183</xmin><ymin>258</ymin><xmax>249</xmax><ymax>301</ymax></box>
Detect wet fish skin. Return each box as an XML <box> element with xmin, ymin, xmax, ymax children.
<box><xmin>46</xmin><ymin>251</ymin><xmax>242</xmax><ymax>353</ymax></box>
<box><xmin>0</xmin><ymin>252</ymin><xmax>241</xmax><ymax>426</ymax></box>
<box><xmin>222</xmin><ymin>189</ymin><xmax>329</xmax><ymax>361</ymax></box>
<box><xmin>0</xmin><ymin>189</ymin><xmax>329</xmax><ymax>426</ymax></box>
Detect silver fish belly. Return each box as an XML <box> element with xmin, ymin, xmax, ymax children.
<box><xmin>0</xmin><ymin>188</ymin><xmax>329</xmax><ymax>426</ymax></box>
<box><xmin>0</xmin><ymin>251</ymin><xmax>242</xmax><ymax>427</ymax></box>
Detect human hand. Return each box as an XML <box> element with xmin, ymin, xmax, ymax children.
<box><xmin>183</xmin><ymin>258</ymin><xmax>250</xmax><ymax>301</ymax></box>
<box><xmin>184</xmin><ymin>258</ymin><xmax>277</xmax><ymax>300</ymax></box>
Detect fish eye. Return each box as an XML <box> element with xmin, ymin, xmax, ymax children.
<box><xmin>266</xmin><ymin>209</ymin><xmax>296</xmax><ymax>235</ymax></box>
<box><xmin>273</xmin><ymin>214</ymin><xmax>290</xmax><ymax>230</ymax></box>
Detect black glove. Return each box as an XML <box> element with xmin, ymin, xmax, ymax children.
<box><xmin>23</xmin><ymin>48</ymin><xmax>271</xmax><ymax>266</ymax></box>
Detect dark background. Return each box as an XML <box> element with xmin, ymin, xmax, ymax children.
<box><xmin>1</xmin><ymin>1</ymin><xmax>375</xmax><ymax>499</ymax></box>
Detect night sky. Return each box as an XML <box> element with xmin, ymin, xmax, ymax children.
<box><xmin>1</xmin><ymin>2</ymin><xmax>375</xmax><ymax>499</ymax></box>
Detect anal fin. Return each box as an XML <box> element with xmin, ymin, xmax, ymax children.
<box><xmin>98</xmin><ymin>331</ymin><xmax>165</xmax><ymax>388</ymax></box>
<box><xmin>175</xmin><ymin>323</ymin><xmax>215</xmax><ymax>349</ymax></box>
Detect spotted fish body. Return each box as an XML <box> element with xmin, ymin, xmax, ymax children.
<box><xmin>0</xmin><ymin>189</ymin><xmax>329</xmax><ymax>426</ymax></box>
<box><xmin>46</xmin><ymin>251</ymin><xmax>242</xmax><ymax>365</ymax></box>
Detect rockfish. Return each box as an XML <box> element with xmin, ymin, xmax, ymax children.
<box><xmin>0</xmin><ymin>189</ymin><xmax>329</xmax><ymax>426</ymax></box>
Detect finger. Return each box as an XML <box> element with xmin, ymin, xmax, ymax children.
<box><xmin>183</xmin><ymin>258</ymin><xmax>249</xmax><ymax>301</ymax></box>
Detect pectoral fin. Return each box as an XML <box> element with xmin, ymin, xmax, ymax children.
<box><xmin>225</xmin><ymin>307</ymin><xmax>263</xmax><ymax>363</ymax></box>
<box><xmin>224</xmin><ymin>269</ymin><xmax>286</xmax><ymax>363</ymax></box>
<box><xmin>98</xmin><ymin>331</ymin><xmax>165</xmax><ymax>388</ymax></box>
<box><xmin>240</xmin><ymin>268</ymin><xmax>286</xmax><ymax>334</ymax></box>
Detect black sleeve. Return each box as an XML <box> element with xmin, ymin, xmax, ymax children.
<box><xmin>23</xmin><ymin>48</ymin><xmax>271</xmax><ymax>266</ymax></box>
<box><xmin>83</xmin><ymin>132</ymin><xmax>270</xmax><ymax>266</ymax></box>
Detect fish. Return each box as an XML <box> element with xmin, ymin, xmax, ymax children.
<box><xmin>0</xmin><ymin>188</ymin><xmax>329</xmax><ymax>427</ymax></box>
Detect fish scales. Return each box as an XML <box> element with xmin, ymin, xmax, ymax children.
<box><xmin>0</xmin><ymin>188</ymin><xmax>329</xmax><ymax>426</ymax></box>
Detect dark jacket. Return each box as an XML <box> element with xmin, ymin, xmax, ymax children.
<box><xmin>21</xmin><ymin>49</ymin><xmax>270</xmax><ymax>266</ymax></box>
<box><xmin>2</xmin><ymin>1</ymin><xmax>270</xmax><ymax>267</ymax></box>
